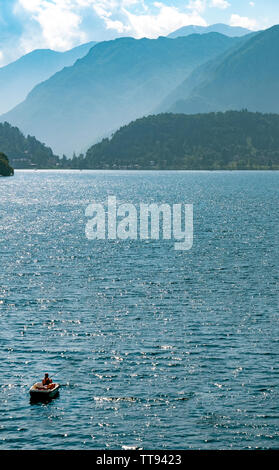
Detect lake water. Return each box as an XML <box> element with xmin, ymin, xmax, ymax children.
<box><xmin>0</xmin><ymin>170</ymin><xmax>279</xmax><ymax>450</ymax></box>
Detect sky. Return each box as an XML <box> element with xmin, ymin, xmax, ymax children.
<box><xmin>0</xmin><ymin>0</ymin><xmax>278</xmax><ymax>66</ymax></box>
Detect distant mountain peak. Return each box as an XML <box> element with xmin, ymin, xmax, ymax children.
<box><xmin>168</xmin><ymin>23</ymin><xmax>253</xmax><ymax>39</ymax></box>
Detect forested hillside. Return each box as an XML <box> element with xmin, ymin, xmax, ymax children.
<box><xmin>0</xmin><ymin>122</ymin><xmax>59</xmax><ymax>169</ymax></box>
<box><xmin>74</xmin><ymin>111</ymin><xmax>279</xmax><ymax>170</ymax></box>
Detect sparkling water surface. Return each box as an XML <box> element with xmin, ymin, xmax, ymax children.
<box><xmin>0</xmin><ymin>170</ymin><xmax>279</xmax><ymax>449</ymax></box>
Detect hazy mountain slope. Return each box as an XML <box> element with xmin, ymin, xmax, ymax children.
<box><xmin>156</xmin><ymin>32</ymin><xmax>256</xmax><ymax>113</ymax></box>
<box><xmin>166</xmin><ymin>25</ymin><xmax>279</xmax><ymax>114</ymax></box>
<box><xmin>168</xmin><ymin>23</ymin><xmax>251</xmax><ymax>39</ymax></box>
<box><xmin>78</xmin><ymin>111</ymin><xmax>279</xmax><ymax>170</ymax></box>
<box><xmin>0</xmin><ymin>41</ymin><xmax>96</xmax><ymax>114</ymax></box>
<box><xmin>1</xmin><ymin>34</ymin><xmax>238</xmax><ymax>155</ymax></box>
<box><xmin>0</xmin><ymin>121</ymin><xmax>59</xmax><ymax>169</ymax></box>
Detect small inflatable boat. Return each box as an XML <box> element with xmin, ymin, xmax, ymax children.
<box><xmin>29</xmin><ymin>382</ymin><xmax>60</xmax><ymax>399</ymax></box>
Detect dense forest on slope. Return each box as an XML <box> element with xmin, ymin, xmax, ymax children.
<box><xmin>0</xmin><ymin>152</ymin><xmax>14</xmax><ymax>176</ymax></box>
<box><xmin>3</xmin><ymin>111</ymin><xmax>279</xmax><ymax>171</ymax></box>
<box><xmin>70</xmin><ymin>111</ymin><xmax>279</xmax><ymax>170</ymax></box>
<box><xmin>0</xmin><ymin>122</ymin><xmax>59</xmax><ymax>168</ymax></box>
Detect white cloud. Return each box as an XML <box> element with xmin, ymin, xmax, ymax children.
<box><xmin>76</xmin><ymin>1</ymin><xmax>208</xmax><ymax>38</ymax></box>
<box><xmin>230</xmin><ymin>13</ymin><xmax>257</xmax><ymax>30</ymax></box>
<box><xmin>14</xmin><ymin>0</ymin><xmax>208</xmax><ymax>48</ymax></box>
<box><xmin>210</xmin><ymin>0</ymin><xmax>230</xmax><ymax>9</ymax></box>
<box><xmin>249</xmin><ymin>2</ymin><xmax>255</xmax><ymax>7</ymax></box>
<box><xmin>187</xmin><ymin>1</ymin><xmax>207</xmax><ymax>13</ymax></box>
<box><xmin>124</xmin><ymin>3</ymin><xmax>207</xmax><ymax>38</ymax></box>
<box><xmin>188</xmin><ymin>0</ymin><xmax>230</xmax><ymax>12</ymax></box>
<box><xmin>17</xmin><ymin>0</ymin><xmax>86</xmax><ymax>51</ymax></box>
<box><xmin>104</xmin><ymin>18</ymin><xmax>129</xmax><ymax>33</ymax></box>
<box><xmin>5</xmin><ymin>0</ymin><xmax>253</xmax><ymax>66</ymax></box>
<box><xmin>91</xmin><ymin>1</ymin><xmax>130</xmax><ymax>33</ymax></box>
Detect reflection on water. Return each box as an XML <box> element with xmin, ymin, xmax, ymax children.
<box><xmin>0</xmin><ymin>170</ymin><xmax>279</xmax><ymax>449</ymax></box>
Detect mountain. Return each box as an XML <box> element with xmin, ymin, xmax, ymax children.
<box><xmin>0</xmin><ymin>41</ymin><xmax>96</xmax><ymax>114</ymax></box>
<box><xmin>1</xmin><ymin>34</ymin><xmax>239</xmax><ymax>155</ymax></box>
<box><xmin>165</xmin><ymin>25</ymin><xmax>279</xmax><ymax>115</ymax></box>
<box><xmin>3</xmin><ymin>110</ymin><xmax>279</xmax><ymax>171</ymax></box>
<box><xmin>0</xmin><ymin>152</ymin><xmax>14</xmax><ymax>176</ymax></box>
<box><xmin>168</xmin><ymin>23</ymin><xmax>252</xmax><ymax>39</ymax></box>
<box><xmin>0</xmin><ymin>121</ymin><xmax>59</xmax><ymax>169</ymax></box>
<box><xmin>156</xmin><ymin>31</ymin><xmax>256</xmax><ymax>113</ymax></box>
<box><xmin>73</xmin><ymin>111</ymin><xmax>279</xmax><ymax>170</ymax></box>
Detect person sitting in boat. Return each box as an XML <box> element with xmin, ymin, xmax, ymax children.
<box><xmin>42</xmin><ymin>373</ymin><xmax>53</xmax><ymax>386</ymax></box>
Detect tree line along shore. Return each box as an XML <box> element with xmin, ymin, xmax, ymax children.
<box><xmin>1</xmin><ymin>111</ymin><xmax>279</xmax><ymax>173</ymax></box>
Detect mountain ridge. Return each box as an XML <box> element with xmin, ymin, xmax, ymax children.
<box><xmin>168</xmin><ymin>23</ymin><xmax>252</xmax><ymax>39</ymax></box>
<box><xmin>1</xmin><ymin>33</ymin><xmax>239</xmax><ymax>155</ymax></box>
<box><xmin>165</xmin><ymin>25</ymin><xmax>279</xmax><ymax>115</ymax></box>
<box><xmin>0</xmin><ymin>41</ymin><xmax>96</xmax><ymax>114</ymax></box>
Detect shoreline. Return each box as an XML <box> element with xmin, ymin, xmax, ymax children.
<box><xmin>9</xmin><ymin>168</ymin><xmax>279</xmax><ymax>173</ymax></box>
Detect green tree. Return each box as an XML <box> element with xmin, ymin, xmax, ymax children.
<box><xmin>0</xmin><ymin>152</ymin><xmax>14</xmax><ymax>176</ymax></box>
